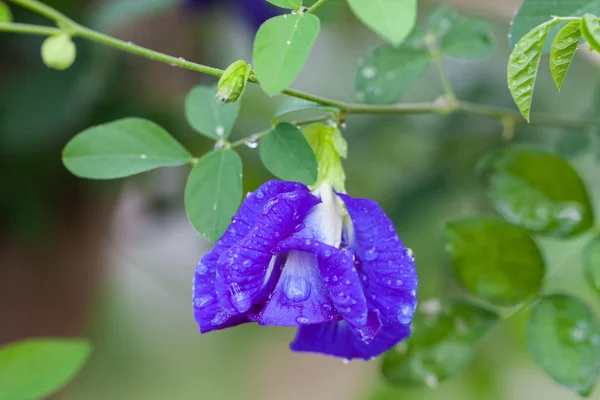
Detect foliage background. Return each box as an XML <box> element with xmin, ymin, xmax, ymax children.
<box><xmin>2</xmin><ymin>0</ymin><xmax>600</xmax><ymax>398</ymax></box>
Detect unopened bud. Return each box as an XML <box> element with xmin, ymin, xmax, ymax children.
<box><xmin>216</xmin><ymin>60</ymin><xmax>251</xmax><ymax>104</ymax></box>
<box><xmin>41</xmin><ymin>33</ymin><xmax>76</xmax><ymax>70</ymax></box>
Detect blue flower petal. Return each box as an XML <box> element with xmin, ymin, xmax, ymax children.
<box><xmin>216</xmin><ymin>190</ymin><xmax>320</xmax><ymax>314</ymax></box>
<box><xmin>275</xmin><ymin>238</ymin><xmax>377</xmax><ymax>341</ymax></box>
<box><xmin>193</xmin><ymin>180</ymin><xmax>308</xmax><ymax>333</ymax></box>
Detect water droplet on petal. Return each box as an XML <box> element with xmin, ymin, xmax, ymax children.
<box><xmin>363</xmin><ymin>247</ymin><xmax>379</xmax><ymax>261</ymax></box>
<box><xmin>256</xmin><ymin>190</ymin><xmax>264</xmax><ymax>199</ymax></box>
<box><xmin>397</xmin><ymin>305</ymin><xmax>413</xmax><ymax>324</ymax></box>
<box><xmin>296</xmin><ymin>316</ymin><xmax>309</xmax><ymax>324</ymax></box>
<box><xmin>211</xmin><ymin>309</ymin><xmax>230</xmax><ymax>325</ymax></box>
<box><xmin>196</xmin><ymin>264</ymin><xmax>208</xmax><ymax>275</ymax></box>
<box><xmin>405</xmin><ymin>248</ymin><xmax>416</xmax><ymax>262</ymax></box>
<box><xmin>194</xmin><ymin>294</ymin><xmax>212</xmax><ymax>308</ymax></box>
<box><xmin>283</xmin><ymin>275</ymin><xmax>311</xmax><ymax>302</ymax></box>
<box><xmin>342</xmin><ymin>358</ymin><xmax>351</xmax><ymax>364</ymax></box>
<box><xmin>263</xmin><ymin>198</ymin><xmax>278</xmax><ymax>214</ymax></box>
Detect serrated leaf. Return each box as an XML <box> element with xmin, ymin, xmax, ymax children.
<box><xmin>265</xmin><ymin>0</ymin><xmax>302</xmax><ymax>9</ymax></box>
<box><xmin>481</xmin><ymin>146</ymin><xmax>594</xmax><ymax>237</ymax></box>
<box><xmin>382</xmin><ymin>299</ymin><xmax>498</xmax><ymax>387</ymax></box>
<box><xmin>253</xmin><ymin>14</ymin><xmax>320</xmax><ymax>96</ymax></box>
<box><xmin>355</xmin><ymin>43</ymin><xmax>430</xmax><ymax>105</ymax></box>
<box><xmin>0</xmin><ymin>1</ymin><xmax>13</xmax><ymax>22</ymax></box>
<box><xmin>584</xmin><ymin>235</ymin><xmax>600</xmax><ymax>297</ymax></box>
<box><xmin>0</xmin><ymin>339</ymin><xmax>92</xmax><ymax>400</ymax></box>
<box><xmin>582</xmin><ymin>13</ymin><xmax>600</xmax><ymax>51</ymax></box>
<box><xmin>347</xmin><ymin>0</ymin><xmax>417</xmax><ymax>45</ymax></box>
<box><xmin>528</xmin><ymin>294</ymin><xmax>600</xmax><ymax>396</ymax></box>
<box><xmin>550</xmin><ymin>21</ymin><xmax>582</xmax><ymax>90</ymax></box>
<box><xmin>185</xmin><ymin>84</ymin><xmax>240</xmax><ymax>140</ymax></box>
<box><xmin>63</xmin><ymin>118</ymin><xmax>192</xmax><ymax>179</ymax></box>
<box><xmin>259</xmin><ymin>123</ymin><xmax>318</xmax><ymax>184</ymax></box>
<box><xmin>508</xmin><ymin>22</ymin><xmax>552</xmax><ymax>121</ymax></box>
<box><xmin>510</xmin><ymin>0</ymin><xmax>600</xmax><ymax>49</ymax></box>
<box><xmin>185</xmin><ymin>150</ymin><xmax>242</xmax><ymax>241</ymax></box>
<box><xmin>445</xmin><ymin>217</ymin><xmax>545</xmax><ymax>306</ymax></box>
<box><xmin>274</xmin><ymin>98</ymin><xmax>339</xmax><ymax>117</ymax></box>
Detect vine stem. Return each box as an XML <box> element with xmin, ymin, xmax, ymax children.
<box><xmin>3</xmin><ymin>0</ymin><xmax>600</xmax><ymax>133</ymax></box>
<box><xmin>307</xmin><ymin>0</ymin><xmax>327</xmax><ymax>13</ymax></box>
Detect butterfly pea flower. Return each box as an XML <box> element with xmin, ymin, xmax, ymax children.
<box><xmin>192</xmin><ymin>126</ymin><xmax>418</xmax><ymax>360</ymax></box>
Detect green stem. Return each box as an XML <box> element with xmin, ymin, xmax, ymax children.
<box><xmin>307</xmin><ymin>0</ymin><xmax>327</xmax><ymax>13</ymax></box>
<box><xmin>2</xmin><ymin>1</ymin><xmax>600</xmax><ymax>134</ymax></box>
<box><xmin>425</xmin><ymin>32</ymin><xmax>458</xmax><ymax>106</ymax></box>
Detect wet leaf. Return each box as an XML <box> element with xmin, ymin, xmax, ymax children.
<box><xmin>550</xmin><ymin>21</ymin><xmax>581</xmax><ymax>90</ymax></box>
<box><xmin>347</xmin><ymin>0</ymin><xmax>417</xmax><ymax>46</ymax></box>
<box><xmin>528</xmin><ymin>294</ymin><xmax>600</xmax><ymax>396</ymax></box>
<box><xmin>63</xmin><ymin>118</ymin><xmax>192</xmax><ymax>179</ymax></box>
<box><xmin>253</xmin><ymin>14</ymin><xmax>320</xmax><ymax>95</ymax></box>
<box><xmin>382</xmin><ymin>299</ymin><xmax>498</xmax><ymax>387</ymax></box>
<box><xmin>259</xmin><ymin>123</ymin><xmax>318</xmax><ymax>185</ymax></box>
<box><xmin>354</xmin><ymin>43</ymin><xmax>430</xmax><ymax>105</ymax></box>
<box><xmin>0</xmin><ymin>339</ymin><xmax>92</xmax><ymax>400</ymax></box>
<box><xmin>584</xmin><ymin>235</ymin><xmax>600</xmax><ymax>298</ymax></box>
<box><xmin>185</xmin><ymin>84</ymin><xmax>240</xmax><ymax>140</ymax></box>
<box><xmin>481</xmin><ymin>146</ymin><xmax>594</xmax><ymax>237</ymax></box>
<box><xmin>184</xmin><ymin>150</ymin><xmax>242</xmax><ymax>241</ymax></box>
<box><xmin>582</xmin><ymin>13</ymin><xmax>600</xmax><ymax>52</ymax></box>
<box><xmin>446</xmin><ymin>217</ymin><xmax>545</xmax><ymax>306</ymax></box>
<box><xmin>507</xmin><ymin>22</ymin><xmax>552</xmax><ymax>121</ymax></box>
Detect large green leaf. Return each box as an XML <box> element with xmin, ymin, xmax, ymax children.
<box><xmin>480</xmin><ymin>146</ymin><xmax>594</xmax><ymax>237</ymax></box>
<box><xmin>446</xmin><ymin>217</ymin><xmax>545</xmax><ymax>306</ymax></box>
<box><xmin>63</xmin><ymin>118</ymin><xmax>193</xmax><ymax>179</ymax></box>
<box><xmin>510</xmin><ymin>0</ymin><xmax>600</xmax><ymax>49</ymax></box>
<box><xmin>582</xmin><ymin>13</ymin><xmax>600</xmax><ymax>51</ymax></box>
<box><xmin>185</xmin><ymin>85</ymin><xmax>240</xmax><ymax>140</ymax></box>
<box><xmin>259</xmin><ymin>123</ymin><xmax>318</xmax><ymax>184</ymax></box>
<box><xmin>265</xmin><ymin>0</ymin><xmax>302</xmax><ymax>9</ymax></box>
<box><xmin>0</xmin><ymin>339</ymin><xmax>92</xmax><ymax>400</ymax></box>
<box><xmin>507</xmin><ymin>22</ymin><xmax>552</xmax><ymax>121</ymax></box>
<box><xmin>550</xmin><ymin>21</ymin><xmax>581</xmax><ymax>90</ymax></box>
<box><xmin>347</xmin><ymin>0</ymin><xmax>417</xmax><ymax>46</ymax></box>
<box><xmin>584</xmin><ymin>234</ymin><xmax>600</xmax><ymax>297</ymax></box>
<box><xmin>253</xmin><ymin>14</ymin><xmax>320</xmax><ymax>96</ymax></box>
<box><xmin>355</xmin><ymin>43</ymin><xmax>430</xmax><ymax>105</ymax></box>
<box><xmin>528</xmin><ymin>294</ymin><xmax>600</xmax><ymax>396</ymax></box>
<box><xmin>184</xmin><ymin>150</ymin><xmax>242</xmax><ymax>242</ymax></box>
<box><xmin>274</xmin><ymin>98</ymin><xmax>339</xmax><ymax>117</ymax></box>
<box><xmin>382</xmin><ymin>300</ymin><xmax>498</xmax><ymax>387</ymax></box>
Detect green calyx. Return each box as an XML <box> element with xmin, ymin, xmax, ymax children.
<box><xmin>303</xmin><ymin>123</ymin><xmax>347</xmax><ymax>192</ymax></box>
<box><xmin>216</xmin><ymin>60</ymin><xmax>251</xmax><ymax>104</ymax></box>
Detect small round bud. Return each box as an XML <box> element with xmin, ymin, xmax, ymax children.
<box><xmin>41</xmin><ymin>33</ymin><xmax>76</xmax><ymax>70</ymax></box>
<box><xmin>0</xmin><ymin>1</ymin><xmax>13</xmax><ymax>22</ymax></box>
<box><xmin>216</xmin><ymin>60</ymin><xmax>251</xmax><ymax>104</ymax></box>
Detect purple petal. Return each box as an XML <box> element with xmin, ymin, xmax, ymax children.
<box><xmin>215</xmin><ymin>190</ymin><xmax>320</xmax><ymax>314</ymax></box>
<box><xmin>275</xmin><ymin>238</ymin><xmax>377</xmax><ymax>342</ymax></box>
<box><xmin>193</xmin><ymin>180</ymin><xmax>308</xmax><ymax>333</ymax></box>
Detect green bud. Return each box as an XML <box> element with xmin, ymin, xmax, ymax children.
<box><xmin>0</xmin><ymin>1</ymin><xmax>13</xmax><ymax>22</ymax></box>
<box><xmin>303</xmin><ymin>124</ymin><xmax>347</xmax><ymax>192</ymax></box>
<box><xmin>216</xmin><ymin>60</ymin><xmax>251</xmax><ymax>104</ymax></box>
<box><xmin>41</xmin><ymin>33</ymin><xmax>76</xmax><ymax>70</ymax></box>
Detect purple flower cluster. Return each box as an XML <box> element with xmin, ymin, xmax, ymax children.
<box><xmin>193</xmin><ymin>180</ymin><xmax>418</xmax><ymax>360</ymax></box>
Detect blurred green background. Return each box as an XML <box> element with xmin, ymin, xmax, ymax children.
<box><xmin>2</xmin><ymin>0</ymin><xmax>600</xmax><ymax>399</ymax></box>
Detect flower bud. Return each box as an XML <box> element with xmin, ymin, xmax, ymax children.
<box><xmin>41</xmin><ymin>33</ymin><xmax>76</xmax><ymax>70</ymax></box>
<box><xmin>216</xmin><ymin>60</ymin><xmax>251</xmax><ymax>104</ymax></box>
<box><xmin>0</xmin><ymin>1</ymin><xmax>12</xmax><ymax>22</ymax></box>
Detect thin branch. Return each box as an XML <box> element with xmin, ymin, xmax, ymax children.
<box><xmin>307</xmin><ymin>0</ymin><xmax>327</xmax><ymax>13</ymax></box>
<box><xmin>0</xmin><ymin>22</ymin><xmax>60</xmax><ymax>35</ymax></box>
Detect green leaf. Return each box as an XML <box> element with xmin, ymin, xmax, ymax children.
<box><xmin>0</xmin><ymin>1</ymin><xmax>13</xmax><ymax>22</ymax></box>
<box><xmin>582</xmin><ymin>13</ymin><xmax>600</xmax><ymax>51</ymax></box>
<box><xmin>480</xmin><ymin>146</ymin><xmax>594</xmax><ymax>237</ymax></box>
<box><xmin>507</xmin><ymin>22</ymin><xmax>552</xmax><ymax>122</ymax></box>
<box><xmin>347</xmin><ymin>0</ymin><xmax>417</xmax><ymax>46</ymax></box>
<box><xmin>510</xmin><ymin>0</ymin><xmax>600</xmax><ymax>49</ymax></box>
<box><xmin>445</xmin><ymin>217</ymin><xmax>545</xmax><ymax>306</ymax></box>
<box><xmin>63</xmin><ymin>118</ymin><xmax>192</xmax><ymax>179</ymax></box>
<box><xmin>382</xmin><ymin>299</ymin><xmax>498</xmax><ymax>387</ymax></box>
<box><xmin>528</xmin><ymin>294</ymin><xmax>600</xmax><ymax>396</ymax></box>
<box><xmin>274</xmin><ymin>98</ymin><xmax>339</xmax><ymax>117</ymax></box>
<box><xmin>259</xmin><ymin>123</ymin><xmax>318</xmax><ymax>185</ymax></box>
<box><xmin>265</xmin><ymin>0</ymin><xmax>302</xmax><ymax>9</ymax></box>
<box><xmin>550</xmin><ymin>21</ymin><xmax>581</xmax><ymax>90</ymax></box>
<box><xmin>89</xmin><ymin>0</ymin><xmax>179</xmax><ymax>31</ymax></box>
<box><xmin>253</xmin><ymin>14</ymin><xmax>320</xmax><ymax>96</ymax></box>
<box><xmin>355</xmin><ymin>43</ymin><xmax>430</xmax><ymax>105</ymax></box>
<box><xmin>584</xmin><ymin>235</ymin><xmax>600</xmax><ymax>297</ymax></box>
<box><xmin>185</xmin><ymin>85</ymin><xmax>240</xmax><ymax>140</ymax></box>
<box><xmin>0</xmin><ymin>339</ymin><xmax>92</xmax><ymax>400</ymax></box>
<box><xmin>184</xmin><ymin>150</ymin><xmax>242</xmax><ymax>241</ymax></box>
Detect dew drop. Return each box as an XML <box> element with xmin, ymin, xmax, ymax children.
<box><xmin>342</xmin><ymin>358</ymin><xmax>350</xmax><ymax>364</ymax></box>
<box><xmin>216</xmin><ymin>126</ymin><xmax>225</xmax><ymax>137</ymax></box>
<box><xmin>363</xmin><ymin>247</ymin><xmax>379</xmax><ymax>261</ymax></box>
<box><xmin>294</xmin><ymin>223</ymin><xmax>305</xmax><ymax>231</ymax></box>
<box><xmin>196</xmin><ymin>264</ymin><xmax>208</xmax><ymax>275</ymax></box>
<box><xmin>425</xmin><ymin>374</ymin><xmax>439</xmax><ymax>389</ymax></box>
<box><xmin>214</xmin><ymin>139</ymin><xmax>226</xmax><ymax>150</ymax></box>
<box><xmin>211</xmin><ymin>309</ymin><xmax>230</xmax><ymax>325</ymax></box>
<box><xmin>263</xmin><ymin>198</ymin><xmax>278</xmax><ymax>214</ymax></box>
<box><xmin>361</xmin><ymin>66</ymin><xmax>377</xmax><ymax>79</ymax></box>
<box><xmin>296</xmin><ymin>316</ymin><xmax>309</xmax><ymax>324</ymax></box>
<box><xmin>283</xmin><ymin>275</ymin><xmax>311</xmax><ymax>302</ymax></box>
<box><xmin>194</xmin><ymin>294</ymin><xmax>212</xmax><ymax>308</ymax></box>
<box><xmin>287</xmin><ymin>40</ymin><xmax>291</xmax><ymax>45</ymax></box>
<box><xmin>256</xmin><ymin>190</ymin><xmax>264</xmax><ymax>199</ymax></box>
<box><xmin>213</xmin><ymin>204</ymin><xmax>217</xmax><ymax>210</ymax></box>
<box><xmin>140</xmin><ymin>154</ymin><xmax>148</xmax><ymax>159</ymax></box>
<box><xmin>397</xmin><ymin>305</ymin><xmax>413</xmax><ymax>324</ymax></box>
<box><xmin>305</xmin><ymin>239</ymin><xmax>312</xmax><ymax>245</ymax></box>
<box><xmin>246</xmin><ymin>191</ymin><xmax>253</xmax><ymax>198</ymax></box>
<box><xmin>405</xmin><ymin>248</ymin><xmax>416</xmax><ymax>262</ymax></box>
